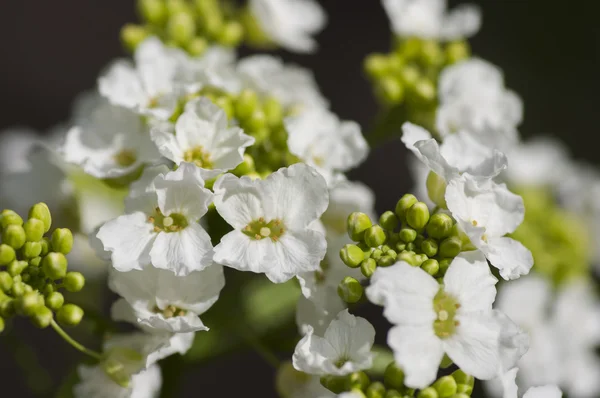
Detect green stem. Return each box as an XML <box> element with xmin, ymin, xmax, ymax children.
<box><xmin>50</xmin><ymin>319</ymin><xmax>102</xmax><ymax>361</ymax></box>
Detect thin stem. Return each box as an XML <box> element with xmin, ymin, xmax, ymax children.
<box><xmin>50</xmin><ymin>319</ymin><xmax>102</xmax><ymax>361</ymax></box>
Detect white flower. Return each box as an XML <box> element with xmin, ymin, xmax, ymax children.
<box><xmin>445</xmin><ymin>174</ymin><xmax>533</xmax><ymax>280</ymax></box>
<box><xmin>250</xmin><ymin>0</ymin><xmax>326</xmax><ymax>53</ymax></box>
<box><xmin>0</xmin><ymin>128</ymin><xmax>41</xmax><ymax>173</ymax></box>
<box><xmin>174</xmin><ymin>46</ymin><xmax>241</xmax><ymax>94</ymax></box>
<box><xmin>237</xmin><ymin>55</ymin><xmax>328</xmax><ymax>111</ymax></box>
<box><xmin>74</xmin><ymin>364</ymin><xmax>162</xmax><ymax>398</ymax></box>
<box><xmin>151</xmin><ymin>97</ymin><xmax>254</xmax><ymax>180</ymax></box>
<box><xmin>285</xmin><ymin>109</ymin><xmax>369</xmax><ymax>184</ymax></box>
<box><xmin>97</xmin><ymin>162</ymin><xmax>213</xmax><ymax>275</ymax></box>
<box><xmin>321</xmin><ymin>179</ymin><xmax>376</xmax><ymax>237</ymax></box>
<box><xmin>63</xmin><ymin>100</ymin><xmax>159</xmax><ymax>179</ymax></box>
<box><xmin>382</xmin><ymin>0</ymin><xmax>481</xmax><ymax>40</ymax></box>
<box><xmin>292</xmin><ymin>309</ymin><xmax>375</xmax><ymax>376</ymax></box>
<box><xmin>366</xmin><ymin>251</ymin><xmax>528</xmax><ymax>388</ymax></box>
<box><xmin>98</xmin><ymin>37</ymin><xmax>182</xmax><ymax>120</ymax></box>
<box><xmin>436</xmin><ymin>58</ymin><xmax>523</xmax><ymax>149</ymax></box>
<box><xmin>501</xmin><ymin>368</ymin><xmax>562</xmax><ymax>398</ymax></box>
<box><xmin>213</xmin><ymin>163</ymin><xmax>328</xmax><ymax>283</ymax></box>
<box><xmin>296</xmin><ymin>286</ymin><xmax>346</xmax><ymax>336</ymax></box>
<box><xmin>110</xmin><ymin>263</ymin><xmax>224</xmax><ymax>333</ymax></box>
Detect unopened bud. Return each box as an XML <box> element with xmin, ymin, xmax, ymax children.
<box><xmin>378</xmin><ymin>255</ymin><xmax>396</xmax><ymax>267</ymax></box>
<box><xmin>445</xmin><ymin>41</ymin><xmax>470</xmax><ymax>64</ymax></box>
<box><xmin>377</xmin><ymin>77</ymin><xmax>404</xmax><ymax>105</ymax></box>
<box><xmin>385</xmin><ymin>390</ymin><xmax>402</xmax><ymax>398</ymax></box>
<box><xmin>2</xmin><ymin>224</ymin><xmax>26</xmax><ymax>249</ymax></box>
<box><xmin>57</xmin><ymin>304</ymin><xmax>84</xmax><ymax>327</ymax></box>
<box><xmin>426</xmin><ymin>213</ymin><xmax>454</xmax><ymax>240</ymax></box>
<box><xmin>365</xmin><ymin>225</ymin><xmax>387</xmax><ymax>248</ymax></box>
<box><xmin>420</xmin><ymin>40</ymin><xmax>444</xmax><ymax>66</ymax></box>
<box><xmin>235</xmin><ymin>90</ymin><xmax>259</xmax><ymax>121</ymax></box>
<box><xmin>379</xmin><ymin>211</ymin><xmax>399</xmax><ymax>231</ymax></box>
<box><xmin>347</xmin><ymin>371</ymin><xmax>370</xmax><ymax>391</ymax></box>
<box><xmin>31</xmin><ymin>306</ymin><xmax>53</xmax><ymax>328</ymax></box>
<box><xmin>121</xmin><ymin>24</ymin><xmax>150</xmax><ymax>52</ymax></box>
<box><xmin>364</xmin><ymin>53</ymin><xmax>391</xmax><ymax>79</ymax></box>
<box><xmin>452</xmin><ymin>369</ymin><xmax>474</xmax><ymax>394</ymax></box>
<box><xmin>439</xmin><ymin>237</ymin><xmax>462</xmax><ymax>258</ymax></box>
<box><xmin>186</xmin><ymin>36</ymin><xmax>208</xmax><ymax>56</ymax></box>
<box><xmin>28</xmin><ymin>203</ymin><xmax>52</xmax><ymax>232</ymax></box>
<box><xmin>0</xmin><ymin>209</ymin><xmax>23</xmax><ymax>228</ymax></box>
<box><xmin>347</xmin><ymin>212</ymin><xmax>373</xmax><ymax>242</ymax></box>
<box><xmin>167</xmin><ymin>12</ymin><xmax>196</xmax><ymax>45</ymax></box>
<box><xmin>64</xmin><ymin>272</ymin><xmax>85</xmax><ymax>293</ymax></box>
<box><xmin>398</xmin><ymin>250</ymin><xmax>417</xmax><ymax>266</ymax></box>
<box><xmin>361</xmin><ymin>258</ymin><xmax>377</xmax><ymax>278</ymax></box>
<box><xmin>138</xmin><ymin>0</ymin><xmax>167</xmax><ymax>25</ymax></box>
<box><xmin>46</xmin><ymin>292</ymin><xmax>64</xmax><ymax>311</ymax></box>
<box><xmin>384</xmin><ymin>362</ymin><xmax>405</xmax><ymax>390</ymax></box>
<box><xmin>51</xmin><ymin>228</ymin><xmax>74</xmax><ymax>255</ymax></box>
<box><xmin>42</xmin><ymin>253</ymin><xmax>68</xmax><ymax>280</ymax></box>
<box><xmin>8</xmin><ymin>260</ymin><xmax>28</xmax><ymax>276</ymax></box>
<box><xmin>399</xmin><ymin>227</ymin><xmax>417</xmax><ymax>243</ymax></box>
<box><xmin>426</xmin><ymin>172</ymin><xmax>448</xmax><ymax>208</ymax></box>
<box><xmin>17</xmin><ymin>292</ymin><xmax>43</xmax><ymax>316</ymax></box>
<box><xmin>406</xmin><ymin>202</ymin><xmax>430</xmax><ymax>230</ymax></box>
<box><xmin>417</xmin><ymin>387</ymin><xmax>439</xmax><ymax>398</ymax></box>
<box><xmin>433</xmin><ymin>375</ymin><xmax>457</xmax><ymax>397</ymax></box>
<box><xmin>366</xmin><ymin>381</ymin><xmax>386</xmax><ymax>398</ymax></box>
<box><xmin>22</xmin><ymin>241</ymin><xmax>42</xmax><ymax>259</ymax></box>
<box><xmin>320</xmin><ymin>375</ymin><xmax>347</xmax><ymax>394</ymax></box>
<box><xmin>340</xmin><ymin>244</ymin><xmax>365</xmax><ymax>268</ymax></box>
<box><xmin>421</xmin><ymin>259</ymin><xmax>440</xmax><ymax>276</ymax></box>
<box><xmin>0</xmin><ymin>272</ymin><xmax>12</xmax><ymax>292</ymax></box>
<box><xmin>413</xmin><ymin>78</ymin><xmax>436</xmax><ymax>103</ymax></box>
<box><xmin>0</xmin><ymin>244</ymin><xmax>15</xmax><ymax>265</ymax></box>
<box><xmin>338</xmin><ymin>276</ymin><xmax>363</xmax><ymax>304</ymax></box>
<box><xmin>421</xmin><ymin>238</ymin><xmax>439</xmax><ymax>257</ymax></box>
<box><xmin>217</xmin><ymin>21</ymin><xmax>243</xmax><ymax>46</ymax></box>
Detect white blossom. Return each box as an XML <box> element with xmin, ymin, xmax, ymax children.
<box><xmin>366</xmin><ymin>251</ymin><xmax>528</xmax><ymax>388</ymax></box>
<box><xmin>151</xmin><ymin>97</ymin><xmax>254</xmax><ymax>180</ymax></box>
<box><xmin>97</xmin><ymin>162</ymin><xmax>213</xmax><ymax>275</ymax></box>
<box><xmin>445</xmin><ymin>174</ymin><xmax>533</xmax><ymax>280</ymax></box>
<box><xmin>110</xmin><ymin>263</ymin><xmax>224</xmax><ymax>333</ymax></box>
<box><xmin>213</xmin><ymin>163</ymin><xmax>328</xmax><ymax>283</ymax></box>
<box><xmin>249</xmin><ymin>0</ymin><xmax>326</xmax><ymax>53</ymax></box>
<box><xmin>296</xmin><ymin>287</ymin><xmax>346</xmax><ymax>336</ymax></box>
<box><xmin>501</xmin><ymin>368</ymin><xmax>562</xmax><ymax>398</ymax></box>
<box><xmin>74</xmin><ymin>364</ymin><xmax>162</xmax><ymax>398</ymax></box>
<box><xmin>382</xmin><ymin>0</ymin><xmax>481</xmax><ymax>40</ymax></box>
<box><xmin>293</xmin><ymin>309</ymin><xmax>375</xmax><ymax>376</ymax></box>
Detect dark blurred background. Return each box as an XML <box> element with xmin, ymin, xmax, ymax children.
<box><xmin>0</xmin><ymin>1</ymin><xmax>599</xmax><ymax>396</ymax></box>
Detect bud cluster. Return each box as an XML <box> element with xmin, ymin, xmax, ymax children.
<box><xmin>338</xmin><ymin>194</ymin><xmax>466</xmax><ymax>303</ymax></box>
<box><xmin>320</xmin><ymin>362</ymin><xmax>473</xmax><ymax>398</ymax></box>
<box><xmin>0</xmin><ymin>203</ymin><xmax>85</xmax><ymax>333</ymax></box>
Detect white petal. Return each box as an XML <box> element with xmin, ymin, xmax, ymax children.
<box><xmin>388</xmin><ymin>325</ymin><xmax>444</xmax><ymax>388</ymax></box>
<box><xmin>213</xmin><ymin>230</ymin><xmax>276</xmax><ymax>274</ymax></box>
<box><xmin>495</xmin><ymin>274</ymin><xmax>551</xmax><ymax>328</ymax></box>
<box><xmin>501</xmin><ymin>367</ymin><xmax>519</xmax><ymax>398</ymax></box>
<box><xmin>98</xmin><ymin>60</ymin><xmax>146</xmax><ymax>110</ymax></box>
<box><xmin>296</xmin><ymin>287</ymin><xmax>346</xmax><ymax>336</ymax></box>
<box><xmin>401</xmin><ymin>122</ymin><xmax>432</xmax><ymax>155</ymax></box>
<box><xmin>292</xmin><ymin>325</ymin><xmax>339</xmax><ymax>375</ymax></box>
<box><xmin>150</xmin><ymin>127</ymin><xmax>185</xmax><ymax>164</ymax></box>
<box><xmin>441</xmin><ymin>4</ymin><xmax>481</xmax><ymax>40</ymax></box>
<box><xmin>139</xmin><ymin>312</ymin><xmax>208</xmax><ymax>333</ymax></box>
<box><xmin>213</xmin><ymin>174</ymin><xmax>264</xmax><ymax>229</ymax></box>
<box><xmin>523</xmin><ymin>386</ymin><xmax>562</xmax><ymax>398</ymax></box>
<box><xmin>97</xmin><ymin>212</ymin><xmax>156</xmax><ymax>272</ymax></box>
<box><xmin>443</xmin><ymin>250</ymin><xmax>497</xmax><ymax>313</ymax></box>
<box><xmin>265</xmin><ymin>229</ymin><xmax>326</xmax><ymax>283</ymax></box>
<box><xmin>439</xmin><ymin>131</ymin><xmax>507</xmax><ymax>178</ymax></box>
<box><xmin>484</xmin><ymin>237</ymin><xmax>533</xmax><ymax>280</ymax></box>
<box><xmin>128</xmin><ymin>164</ymin><xmax>171</xmax><ymax>199</ymax></box>
<box><xmin>324</xmin><ymin>310</ymin><xmax>374</xmax><ymax>371</ymax></box>
<box><xmin>366</xmin><ymin>261</ymin><xmax>438</xmax><ymax>325</ymax></box>
<box><xmin>150</xmin><ymin>223</ymin><xmax>214</xmax><ymax>275</ymax></box>
<box><xmin>494</xmin><ymin>311</ymin><xmax>530</xmax><ymax>374</ymax></box>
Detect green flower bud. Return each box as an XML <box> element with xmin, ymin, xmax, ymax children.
<box><xmin>0</xmin><ymin>297</ymin><xmax>15</xmax><ymax>318</ymax></box>
<box><xmin>64</xmin><ymin>272</ymin><xmax>86</xmax><ymax>293</ymax></box>
<box><xmin>42</xmin><ymin>252</ymin><xmax>68</xmax><ymax>280</ymax></box>
<box><xmin>377</xmin><ymin>77</ymin><xmax>404</xmax><ymax>105</ymax></box>
<box><xmin>399</xmin><ymin>227</ymin><xmax>417</xmax><ymax>243</ymax></box>
<box><xmin>232</xmin><ymin>154</ymin><xmax>256</xmax><ymax>177</ymax></box>
<box><xmin>21</xmin><ymin>242</ymin><xmax>42</xmax><ymax>259</ymax></box>
<box><xmin>378</xmin><ymin>255</ymin><xmax>396</xmax><ymax>267</ymax></box>
<box><xmin>385</xmin><ymin>390</ymin><xmax>403</xmax><ymax>398</ymax></box>
<box><xmin>449</xmin><ymin>394</ymin><xmax>469</xmax><ymax>398</ymax></box>
<box><xmin>364</xmin><ymin>53</ymin><xmax>390</xmax><ymax>79</ymax></box>
<box><xmin>29</xmin><ymin>256</ymin><xmax>41</xmax><ymax>267</ymax></box>
<box><xmin>413</xmin><ymin>78</ymin><xmax>436</xmax><ymax>103</ymax></box>
<box><xmin>51</xmin><ymin>228</ymin><xmax>74</xmax><ymax>255</ymax></box>
<box><xmin>399</xmin><ymin>37</ymin><xmax>422</xmax><ymax>59</ymax></box>
<box><xmin>0</xmin><ymin>316</ymin><xmax>4</xmax><ymax>333</ymax></box>
<box><xmin>167</xmin><ymin>12</ymin><xmax>196</xmax><ymax>45</ymax></box>
<box><xmin>39</xmin><ymin>238</ymin><xmax>50</xmax><ymax>256</ymax></box>
<box><xmin>212</xmin><ymin>95</ymin><xmax>234</xmax><ymax>119</ymax></box>
<box><xmin>438</xmin><ymin>258</ymin><xmax>452</xmax><ymax>275</ymax></box>
<box><xmin>399</xmin><ymin>64</ymin><xmax>420</xmax><ymax>89</ymax></box>
<box><xmin>456</xmin><ymin>385</ymin><xmax>472</xmax><ymax>395</ymax></box>
<box><xmin>433</xmin><ymin>375</ymin><xmax>457</xmax><ymax>398</ymax></box>
<box><xmin>57</xmin><ymin>304</ymin><xmax>84</xmax><ymax>327</ymax></box>
<box><xmin>263</xmin><ymin>97</ymin><xmax>283</xmax><ymax>128</ymax></box>
<box><xmin>426</xmin><ymin>172</ymin><xmax>448</xmax><ymax>208</ymax></box>
<box><xmin>0</xmin><ymin>244</ymin><xmax>16</xmax><ymax>265</ymax></box>
<box><xmin>320</xmin><ymin>375</ymin><xmax>347</xmax><ymax>394</ymax></box>
<box><xmin>0</xmin><ymin>209</ymin><xmax>23</xmax><ymax>228</ymax></box>
<box><xmin>0</xmin><ymin>272</ymin><xmax>13</xmax><ymax>292</ymax></box>
<box><xmin>439</xmin><ymin>237</ymin><xmax>462</xmax><ymax>258</ymax></box>
<box><xmin>366</xmin><ymin>381</ymin><xmax>386</xmax><ymax>398</ymax></box>
<box><xmin>2</xmin><ymin>224</ymin><xmax>26</xmax><ymax>249</ymax></box>
<box><xmin>246</xmin><ymin>109</ymin><xmax>268</xmax><ymax>133</ymax></box>
<box><xmin>371</xmin><ymin>249</ymin><xmax>383</xmax><ymax>260</ymax></box>
<box><xmin>383</xmin><ymin>362</ymin><xmax>405</xmax><ymax>390</ymax></box>
<box><xmin>417</xmin><ymin>387</ymin><xmax>439</xmax><ymax>398</ymax></box>
<box><xmin>414</xmin><ymin>253</ymin><xmax>428</xmax><ymax>267</ymax></box>
<box><xmin>421</xmin><ymin>238</ymin><xmax>439</xmax><ymax>257</ymax></box>
<box><xmin>347</xmin><ymin>371</ymin><xmax>370</xmax><ymax>391</ymax></box>
<box><xmin>7</xmin><ymin>260</ymin><xmax>28</xmax><ymax>276</ymax></box>
<box><xmin>235</xmin><ymin>90</ymin><xmax>259</xmax><ymax>121</ymax></box>
<box><xmin>46</xmin><ymin>291</ymin><xmax>64</xmax><ymax>311</ymax></box>
<box><xmin>426</xmin><ymin>213</ymin><xmax>454</xmax><ymax>240</ymax></box>
<box><xmin>420</xmin><ymin>40</ymin><xmax>444</xmax><ymax>66</ymax></box>
<box><xmin>186</xmin><ymin>36</ymin><xmax>209</xmax><ymax>56</ymax></box>
<box><xmin>28</xmin><ymin>203</ymin><xmax>52</xmax><ymax>233</ymax></box>
<box><xmin>398</xmin><ymin>250</ymin><xmax>417</xmax><ymax>266</ymax></box>
<box><xmin>361</xmin><ymin>258</ymin><xmax>377</xmax><ymax>278</ymax></box>
<box><xmin>395</xmin><ymin>194</ymin><xmax>418</xmax><ymax>221</ymax></box>
<box><xmin>31</xmin><ymin>306</ymin><xmax>53</xmax><ymax>329</ymax></box>
<box><xmin>17</xmin><ymin>292</ymin><xmax>43</xmax><ymax>316</ymax></box>
<box><xmin>42</xmin><ymin>284</ymin><xmax>54</xmax><ymax>296</ymax></box>
<box><xmin>421</xmin><ymin>259</ymin><xmax>440</xmax><ymax>276</ymax></box>
<box><xmin>138</xmin><ymin>0</ymin><xmax>167</xmax><ymax>25</ymax></box>
<box><xmin>387</xmin><ymin>249</ymin><xmax>397</xmax><ymax>260</ymax></box>
<box><xmin>452</xmin><ymin>369</ymin><xmax>474</xmax><ymax>389</ymax></box>
<box><xmin>379</xmin><ymin>211</ymin><xmax>399</xmax><ymax>231</ymax></box>
<box><xmin>406</xmin><ymin>202</ymin><xmax>430</xmax><ymax>230</ymax></box>
<box><xmin>347</xmin><ymin>212</ymin><xmax>373</xmax><ymax>242</ymax></box>
<box><xmin>11</xmin><ymin>281</ymin><xmax>26</xmax><ymax>297</ymax></box>
<box><xmin>395</xmin><ymin>242</ymin><xmax>406</xmax><ymax>252</ymax></box>
<box><xmin>120</xmin><ymin>24</ymin><xmax>150</xmax><ymax>52</ymax></box>
<box><xmin>365</xmin><ymin>225</ymin><xmax>387</xmax><ymax>248</ymax></box>
<box><xmin>445</xmin><ymin>41</ymin><xmax>470</xmax><ymax>64</ymax></box>
<box><xmin>338</xmin><ymin>276</ymin><xmax>363</xmax><ymax>304</ymax></box>
<box><xmin>217</xmin><ymin>21</ymin><xmax>243</xmax><ymax>46</ymax></box>
<box><xmin>340</xmin><ymin>244</ymin><xmax>365</xmax><ymax>268</ymax></box>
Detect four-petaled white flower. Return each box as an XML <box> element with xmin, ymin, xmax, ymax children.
<box><xmin>292</xmin><ymin>309</ymin><xmax>375</xmax><ymax>376</ymax></box>
<box><xmin>286</xmin><ymin>109</ymin><xmax>369</xmax><ymax>184</ymax></box>
<box><xmin>502</xmin><ymin>367</ymin><xmax>562</xmax><ymax>398</ymax></box>
<box><xmin>97</xmin><ymin>162</ymin><xmax>213</xmax><ymax>275</ymax></box>
<box><xmin>110</xmin><ymin>263</ymin><xmax>224</xmax><ymax>333</ymax></box>
<box><xmin>382</xmin><ymin>0</ymin><xmax>481</xmax><ymax>40</ymax></box>
<box><xmin>366</xmin><ymin>250</ymin><xmax>528</xmax><ymax>388</ymax></box>
<box><xmin>445</xmin><ymin>174</ymin><xmax>533</xmax><ymax>280</ymax></box>
<box><xmin>151</xmin><ymin>97</ymin><xmax>254</xmax><ymax>180</ymax></box>
<box><xmin>250</xmin><ymin>0</ymin><xmax>326</xmax><ymax>53</ymax></box>
<box><xmin>99</xmin><ymin>37</ymin><xmax>182</xmax><ymax>120</ymax></box>
<box><xmin>74</xmin><ymin>364</ymin><xmax>162</xmax><ymax>398</ymax></box>
<box><xmin>213</xmin><ymin>163</ymin><xmax>329</xmax><ymax>283</ymax></box>
<box><xmin>63</xmin><ymin>100</ymin><xmax>159</xmax><ymax>179</ymax></box>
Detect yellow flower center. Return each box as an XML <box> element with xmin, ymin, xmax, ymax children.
<box><xmin>154</xmin><ymin>304</ymin><xmax>187</xmax><ymax>318</ymax></box>
<box><xmin>148</xmin><ymin>207</ymin><xmax>188</xmax><ymax>233</ymax></box>
<box><xmin>243</xmin><ymin>218</ymin><xmax>285</xmax><ymax>242</ymax></box>
<box><xmin>183</xmin><ymin>146</ymin><xmax>213</xmax><ymax>169</ymax></box>
<box><xmin>433</xmin><ymin>288</ymin><xmax>461</xmax><ymax>339</ymax></box>
<box><xmin>113</xmin><ymin>149</ymin><xmax>137</xmax><ymax>167</ymax></box>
